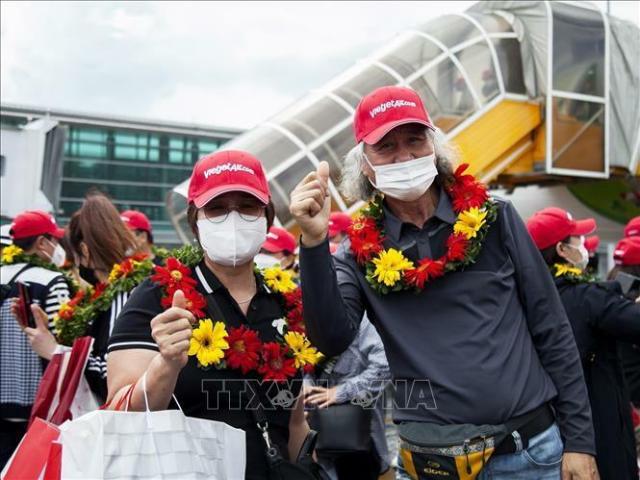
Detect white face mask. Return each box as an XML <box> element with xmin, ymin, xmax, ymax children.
<box><xmin>197</xmin><ymin>212</ymin><xmax>267</xmax><ymax>267</ymax></box>
<box><xmin>365</xmin><ymin>153</ymin><xmax>438</xmax><ymax>201</ymax></box>
<box><xmin>565</xmin><ymin>239</ymin><xmax>589</xmax><ymax>270</ymax></box>
<box><xmin>45</xmin><ymin>240</ymin><xmax>66</xmax><ymax>268</ymax></box>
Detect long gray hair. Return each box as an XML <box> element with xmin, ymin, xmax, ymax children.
<box><xmin>339</xmin><ymin>128</ymin><xmax>458</xmax><ymax>203</ymax></box>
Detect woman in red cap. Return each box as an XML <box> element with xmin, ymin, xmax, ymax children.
<box><xmin>527</xmin><ymin>208</ymin><xmax>640</xmax><ymax>480</ymax></box>
<box><xmin>106</xmin><ymin>150</ymin><xmax>322</xmax><ymax>479</ymax></box>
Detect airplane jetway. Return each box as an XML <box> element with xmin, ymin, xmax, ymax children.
<box><xmin>168</xmin><ymin>1</ymin><xmax>639</xmax><ymax>242</ymax></box>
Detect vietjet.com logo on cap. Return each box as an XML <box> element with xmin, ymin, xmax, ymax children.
<box><xmin>203</xmin><ymin>162</ymin><xmax>255</xmax><ymax>180</ymax></box>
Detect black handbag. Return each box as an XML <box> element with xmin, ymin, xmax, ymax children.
<box><xmin>308</xmin><ymin>402</ymin><xmax>372</xmax><ymax>454</ymax></box>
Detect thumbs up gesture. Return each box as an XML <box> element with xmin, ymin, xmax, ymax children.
<box><xmin>150</xmin><ymin>290</ymin><xmax>195</xmax><ymax>370</ymax></box>
<box><xmin>289</xmin><ymin>161</ymin><xmax>332</xmax><ymax>247</ymax></box>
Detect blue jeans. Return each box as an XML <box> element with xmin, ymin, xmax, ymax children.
<box><xmin>396</xmin><ymin>423</ymin><xmax>563</xmax><ymax>480</ymax></box>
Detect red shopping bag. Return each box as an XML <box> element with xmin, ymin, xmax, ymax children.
<box><xmin>1</xmin><ymin>417</ymin><xmax>60</xmax><ymax>480</ymax></box>
<box><xmin>29</xmin><ymin>336</ymin><xmax>95</xmax><ymax>426</ymax></box>
<box><xmin>29</xmin><ymin>354</ymin><xmax>64</xmax><ymax>427</ymax></box>
<box><xmin>42</xmin><ymin>442</ymin><xmax>62</xmax><ymax>480</ymax></box>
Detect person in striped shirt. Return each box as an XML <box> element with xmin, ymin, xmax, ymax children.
<box><xmin>0</xmin><ymin>211</ymin><xmax>71</xmax><ymax>469</ymax></box>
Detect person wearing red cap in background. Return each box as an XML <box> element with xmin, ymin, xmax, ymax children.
<box><xmin>120</xmin><ymin>210</ymin><xmax>163</xmax><ymax>266</ymax></box>
<box><xmin>292</xmin><ymin>85</ymin><xmax>598</xmax><ymax>480</ymax></box>
<box><xmin>107</xmin><ymin>150</ymin><xmax>320</xmax><ymax>480</ymax></box>
<box><xmin>527</xmin><ymin>207</ymin><xmax>640</xmax><ymax>480</ymax></box>
<box><xmin>584</xmin><ymin>235</ymin><xmax>600</xmax><ymax>274</ymax></box>
<box><xmin>255</xmin><ymin>226</ymin><xmax>298</xmax><ymax>271</ymax></box>
<box><xmin>0</xmin><ymin>211</ymin><xmax>71</xmax><ymax>469</ymax></box>
<box><xmin>327</xmin><ymin>212</ymin><xmax>351</xmax><ymax>255</ymax></box>
<box><xmin>624</xmin><ymin>216</ymin><xmax>640</xmax><ymax>238</ymax></box>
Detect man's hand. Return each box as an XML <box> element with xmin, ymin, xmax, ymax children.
<box><xmin>289</xmin><ymin>161</ymin><xmax>331</xmax><ymax>248</ymax></box>
<box><xmin>303</xmin><ymin>385</ymin><xmax>339</xmax><ymax>409</ymax></box>
<box><xmin>23</xmin><ymin>303</ymin><xmax>58</xmax><ymax>360</ymax></box>
<box><xmin>562</xmin><ymin>452</ymin><xmax>599</xmax><ymax>480</ymax></box>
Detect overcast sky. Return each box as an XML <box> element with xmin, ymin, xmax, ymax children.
<box><xmin>2</xmin><ymin>1</ymin><xmax>638</xmax><ymax>130</ymax></box>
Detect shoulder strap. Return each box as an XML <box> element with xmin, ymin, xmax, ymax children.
<box><xmin>5</xmin><ymin>263</ymin><xmax>34</xmax><ymax>287</ymax></box>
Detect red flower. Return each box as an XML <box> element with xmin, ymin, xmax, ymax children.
<box><xmin>91</xmin><ymin>283</ymin><xmax>107</xmax><ymax>301</ymax></box>
<box><xmin>131</xmin><ymin>252</ymin><xmax>149</xmax><ymax>262</ymax></box>
<box><xmin>152</xmin><ymin>258</ymin><xmax>196</xmax><ymax>291</ymax></box>
<box><xmin>404</xmin><ymin>258</ymin><xmax>445</xmax><ymax>289</ymax></box>
<box><xmin>446</xmin><ymin>234</ymin><xmax>469</xmax><ymax>262</ymax></box>
<box><xmin>349</xmin><ymin>225</ymin><xmax>384</xmax><ymax>264</ymax></box>
<box><xmin>303</xmin><ymin>363</ymin><xmax>316</xmax><ymax>374</ymax></box>
<box><xmin>258</xmin><ymin>343</ymin><xmax>296</xmax><ymax>383</ymax></box>
<box><xmin>226</xmin><ymin>326</ymin><xmax>262</xmax><ymax>374</ymax></box>
<box><xmin>283</xmin><ymin>289</ymin><xmax>302</xmax><ymax>309</ymax></box>
<box><xmin>448</xmin><ymin>164</ymin><xmax>488</xmax><ymax>212</ymax></box>
<box><xmin>120</xmin><ymin>259</ymin><xmax>134</xmax><ymax>276</ymax></box>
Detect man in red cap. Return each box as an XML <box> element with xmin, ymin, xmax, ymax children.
<box><xmin>291</xmin><ymin>85</ymin><xmax>598</xmax><ymax>479</ymax></box>
<box><xmin>624</xmin><ymin>216</ymin><xmax>640</xmax><ymax>238</ymax></box>
<box><xmin>256</xmin><ymin>226</ymin><xmax>298</xmax><ymax>271</ymax></box>
<box><xmin>0</xmin><ymin>210</ymin><xmax>71</xmax><ymax>468</ymax></box>
<box><xmin>120</xmin><ymin>210</ymin><xmax>162</xmax><ymax>265</ymax></box>
<box><xmin>328</xmin><ymin>212</ymin><xmax>352</xmax><ymax>251</ymax></box>
<box><xmin>527</xmin><ymin>207</ymin><xmax>640</xmax><ymax>480</ymax></box>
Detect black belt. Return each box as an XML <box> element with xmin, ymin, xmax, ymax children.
<box><xmin>494</xmin><ymin>403</ymin><xmax>555</xmax><ymax>455</ymax></box>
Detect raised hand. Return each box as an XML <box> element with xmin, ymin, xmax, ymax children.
<box><xmin>23</xmin><ymin>303</ymin><xmax>59</xmax><ymax>360</ymax></box>
<box><xmin>289</xmin><ymin>161</ymin><xmax>332</xmax><ymax>247</ymax></box>
<box><xmin>150</xmin><ymin>290</ymin><xmax>195</xmax><ymax>370</ymax></box>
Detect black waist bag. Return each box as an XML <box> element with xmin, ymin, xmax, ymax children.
<box><xmin>398</xmin><ymin>422</ymin><xmax>508</xmax><ymax>480</ymax></box>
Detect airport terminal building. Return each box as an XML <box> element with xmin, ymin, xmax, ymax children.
<box><xmin>0</xmin><ymin>104</ymin><xmax>241</xmax><ymax>246</ymax></box>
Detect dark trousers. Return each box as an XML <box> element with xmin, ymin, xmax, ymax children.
<box><xmin>0</xmin><ymin>419</ymin><xmax>27</xmax><ymax>471</ymax></box>
<box><xmin>334</xmin><ymin>450</ymin><xmax>381</xmax><ymax>480</ymax></box>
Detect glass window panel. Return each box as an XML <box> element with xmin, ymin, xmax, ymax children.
<box><xmin>419</xmin><ymin>15</ymin><xmax>480</xmax><ymax>48</ymax></box>
<box><xmin>114</xmin><ymin>132</ymin><xmax>137</xmax><ymax>145</ymax></box>
<box><xmin>170</xmin><ymin>138</ymin><xmax>185</xmax><ymax>150</ymax></box>
<box><xmin>223</xmin><ymin>125</ymin><xmax>300</xmax><ymax>171</ymax></box>
<box><xmin>62</xmin><ymin>158</ymin><xmax>191</xmax><ymax>184</ymax></box>
<box><xmin>149</xmin><ymin>135</ymin><xmax>160</xmax><ymax>148</ymax></box>
<box><xmin>551</xmin><ymin>2</ymin><xmax>604</xmax><ymax>96</ymax></box>
<box><xmin>61</xmin><ymin>181</ymin><xmax>170</xmax><ymax>203</ymax></box>
<box><xmin>77</xmin><ymin>142</ymin><xmax>107</xmax><ymax>158</ymax></box>
<box><xmin>410</xmin><ymin>58</ymin><xmax>475</xmax><ymax>132</ymax></box>
<box><xmin>76</xmin><ymin>128</ymin><xmax>107</xmax><ymax>142</ymax></box>
<box><xmin>333</xmin><ymin>65</ymin><xmax>397</xmax><ymax>107</ymax></box>
<box><xmin>271</xmin><ymin>157</ymin><xmax>317</xmax><ymax>225</ymax></box>
<box><xmin>148</xmin><ymin>148</ymin><xmax>159</xmax><ymax>162</ymax></box>
<box><xmin>492</xmin><ymin>39</ymin><xmax>526</xmax><ymax>94</ymax></box>
<box><xmin>455</xmin><ymin>42</ymin><xmax>499</xmax><ymax>104</ymax></box>
<box><xmin>379</xmin><ymin>35</ymin><xmax>443</xmax><ymax>78</ymax></box>
<box><xmin>169</xmin><ymin>150</ymin><xmax>184</xmax><ymax>164</ymax></box>
<box><xmin>114</xmin><ymin>145</ymin><xmax>138</xmax><ymax>160</ymax></box>
<box><xmin>552</xmin><ymin>97</ymin><xmax>605</xmax><ymax>172</ymax></box>
<box><xmin>467</xmin><ymin>12</ymin><xmax>514</xmax><ymax>34</ymax></box>
<box><xmin>278</xmin><ymin>97</ymin><xmax>350</xmax><ymax>144</ymax></box>
<box><xmin>199</xmin><ymin>141</ymin><xmax>219</xmax><ymax>154</ymax></box>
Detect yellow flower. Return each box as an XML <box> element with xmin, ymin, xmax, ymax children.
<box><xmin>372</xmin><ymin>248</ymin><xmax>414</xmax><ymax>287</ymax></box>
<box><xmin>284</xmin><ymin>331</ymin><xmax>321</xmax><ymax>369</ymax></box>
<box><xmin>188</xmin><ymin>319</ymin><xmax>229</xmax><ymax>367</ymax></box>
<box><xmin>262</xmin><ymin>267</ymin><xmax>297</xmax><ymax>294</ymax></box>
<box><xmin>453</xmin><ymin>207</ymin><xmax>488</xmax><ymax>240</ymax></box>
<box><xmin>554</xmin><ymin>263</ymin><xmax>583</xmax><ymax>277</ymax></box>
<box><xmin>1</xmin><ymin>245</ymin><xmax>24</xmax><ymax>263</ymax></box>
<box><xmin>108</xmin><ymin>264</ymin><xmax>122</xmax><ymax>283</ymax></box>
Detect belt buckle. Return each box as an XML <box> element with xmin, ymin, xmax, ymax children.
<box><xmin>511</xmin><ymin>430</ymin><xmax>524</xmax><ymax>452</ymax></box>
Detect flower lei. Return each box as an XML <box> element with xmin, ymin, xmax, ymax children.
<box><xmin>152</xmin><ymin>245</ymin><xmax>322</xmax><ymax>383</ymax></box>
<box><xmin>551</xmin><ymin>263</ymin><xmax>595</xmax><ymax>283</ymax></box>
<box><xmin>348</xmin><ymin>164</ymin><xmax>499</xmax><ymax>294</ymax></box>
<box><xmin>0</xmin><ymin>245</ymin><xmax>79</xmax><ymax>295</ymax></box>
<box><xmin>54</xmin><ymin>253</ymin><xmax>154</xmax><ymax>345</ymax></box>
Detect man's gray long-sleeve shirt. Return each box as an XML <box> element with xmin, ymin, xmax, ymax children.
<box><xmin>299</xmin><ymin>192</ymin><xmax>595</xmax><ymax>454</ymax></box>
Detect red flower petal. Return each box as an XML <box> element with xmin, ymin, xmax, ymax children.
<box><xmin>226</xmin><ymin>326</ymin><xmax>262</xmax><ymax>374</ymax></box>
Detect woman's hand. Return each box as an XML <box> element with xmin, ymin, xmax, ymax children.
<box><xmin>303</xmin><ymin>385</ymin><xmax>339</xmax><ymax>409</ymax></box>
<box><xmin>150</xmin><ymin>290</ymin><xmax>195</xmax><ymax>371</ymax></box>
<box><xmin>21</xmin><ymin>303</ymin><xmax>58</xmax><ymax>360</ymax></box>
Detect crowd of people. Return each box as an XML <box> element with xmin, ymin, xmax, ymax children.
<box><xmin>0</xmin><ymin>84</ymin><xmax>639</xmax><ymax>480</ymax></box>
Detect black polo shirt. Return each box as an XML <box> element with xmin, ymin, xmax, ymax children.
<box><xmin>108</xmin><ymin>261</ymin><xmax>301</xmax><ymax>480</ymax></box>
<box><xmin>299</xmin><ymin>191</ymin><xmax>596</xmax><ymax>455</ymax></box>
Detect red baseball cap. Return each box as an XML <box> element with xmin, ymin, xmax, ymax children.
<box><xmin>624</xmin><ymin>216</ymin><xmax>640</xmax><ymax>238</ymax></box>
<box><xmin>262</xmin><ymin>227</ymin><xmax>296</xmax><ymax>254</ymax></box>
<box><xmin>614</xmin><ymin>236</ymin><xmax>640</xmax><ymax>266</ymax></box>
<box><xmin>120</xmin><ymin>210</ymin><xmax>152</xmax><ymax>233</ymax></box>
<box><xmin>526</xmin><ymin>207</ymin><xmax>596</xmax><ymax>250</ymax></box>
<box><xmin>188</xmin><ymin>150</ymin><xmax>270</xmax><ymax>208</ymax></box>
<box><xmin>584</xmin><ymin>235</ymin><xmax>600</xmax><ymax>254</ymax></box>
<box><xmin>10</xmin><ymin>210</ymin><xmax>64</xmax><ymax>240</ymax></box>
<box><xmin>353</xmin><ymin>86</ymin><xmax>435</xmax><ymax>144</ymax></box>
<box><xmin>328</xmin><ymin>212</ymin><xmax>352</xmax><ymax>238</ymax></box>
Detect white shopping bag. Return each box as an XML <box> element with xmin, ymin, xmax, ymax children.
<box><xmin>56</xmin><ymin>373</ymin><xmax>246</xmax><ymax>479</ymax></box>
